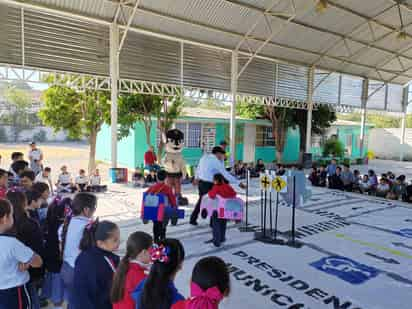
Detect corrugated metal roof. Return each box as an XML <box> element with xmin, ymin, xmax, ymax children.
<box><xmin>1</xmin><ymin>0</ymin><xmax>412</xmax><ymax>111</ymax></box>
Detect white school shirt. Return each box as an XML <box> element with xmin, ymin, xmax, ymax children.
<box><xmin>89</xmin><ymin>175</ymin><xmax>101</xmax><ymax>186</ymax></box>
<box><xmin>29</xmin><ymin>149</ymin><xmax>42</xmax><ymax>161</ymax></box>
<box><xmin>58</xmin><ymin>173</ymin><xmax>71</xmax><ymax>184</ymax></box>
<box><xmin>195</xmin><ymin>153</ymin><xmax>240</xmax><ymax>185</ymax></box>
<box><xmin>35</xmin><ymin>173</ymin><xmax>52</xmax><ymax>185</ymax></box>
<box><xmin>0</xmin><ymin>235</ymin><xmax>34</xmax><ymax>289</ymax></box>
<box><xmin>75</xmin><ymin>175</ymin><xmax>89</xmax><ymax>185</ymax></box>
<box><xmin>59</xmin><ymin>216</ymin><xmax>90</xmax><ymax>268</ymax></box>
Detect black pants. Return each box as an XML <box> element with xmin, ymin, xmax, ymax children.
<box><xmin>153</xmin><ymin>221</ymin><xmax>167</xmax><ymax>243</ymax></box>
<box><xmin>190</xmin><ymin>180</ymin><xmax>214</xmax><ymax>224</ymax></box>
<box><xmin>211</xmin><ymin>211</ymin><xmax>227</xmax><ymax>247</ymax></box>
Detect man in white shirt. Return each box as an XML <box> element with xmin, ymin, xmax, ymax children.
<box><xmin>28</xmin><ymin>142</ymin><xmax>43</xmax><ymax>175</ymax></box>
<box><xmin>190</xmin><ymin>146</ymin><xmax>245</xmax><ymax>225</ymax></box>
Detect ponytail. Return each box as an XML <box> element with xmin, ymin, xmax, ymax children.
<box><xmin>60</xmin><ymin>192</ymin><xmax>96</xmax><ymax>258</ymax></box>
<box><xmin>111</xmin><ymin>231</ymin><xmax>152</xmax><ymax>303</ymax></box>
<box><xmin>140</xmin><ymin>238</ymin><xmax>185</xmax><ymax>309</ymax></box>
<box><xmin>79</xmin><ymin>220</ymin><xmax>118</xmax><ymax>251</ymax></box>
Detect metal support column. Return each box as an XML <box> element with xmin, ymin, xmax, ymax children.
<box><xmin>359</xmin><ymin>78</ymin><xmax>369</xmax><ymax>158</ymax></box>
<box><xmin>400</xmin><ymin>86</ymin><xmax>409</xmax><ymax>161</ymax></box>
<box><xmin>305</xmin><ymin>66</ymin><xmax>315</xmax><ymax>153</ymax></box>
<box><xmin>110</xmin><ymin>23</ymin><xmax>119</xmax><ymax>168</ymax></box>
<box><xmin>230</xmin><ymin>51</ymin><xmax>238</xmax><ymax>167</ymax></box>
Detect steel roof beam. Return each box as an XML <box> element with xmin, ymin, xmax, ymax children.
<box><xmin>222</xmin><ymin>0</ymin><xmax>412</xmax><ymax>71</ymax></box>
<box><xmin>2</xmin><ymin>0</ymin><xmax>411</xmax><ymax>83</ymax></box>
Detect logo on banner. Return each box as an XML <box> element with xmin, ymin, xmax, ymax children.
<box><xmin>395</xmin><ymin>228</ymin><xmax>412</xmax><ymax>238</ymax></box>
<box><xmin>310</xmin><ymin>256</ymin><xmax>380</xmax><ymax>284</ymax></box>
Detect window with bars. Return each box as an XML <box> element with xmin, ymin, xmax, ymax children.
<box><xmin>256</xmin><ymin>126</ymin><xmax>275</xmax><ymax>147</ymax></box>
<box><xmin>187</xmin><ymin>123</ymin><xmax>202</xmax><ymax>148</ymax></box>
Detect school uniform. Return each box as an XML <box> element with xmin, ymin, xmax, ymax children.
<box><xmin>113</xmin><ymin>261</ymin><xmax>148</xmax><ymax>309</ymax></box>
<box><xmin>208</xmin><ymin>183</ymin><xmax>237</xmax><ymax>247</ymax></box>
<box><xmin>0</xmin><ymin>234</ymin><xmax>34</xmax><ymax>309</ymax></box>
<box><xmin>146</xmin><ymin>183</ymin><xmax>177</xmax><ymax>243</ymax></box>
<box><xmin>72</xmin><ymin>246</ymin><xmax>119</xmax><ymax>309</ymax></box>
<box><xmin>132</xmin><ymin>279</ymin><xmax>185</xmax><ymax>309</ymax></box>
<box><xmin>89</xmin><ymin>175</ymin><xmax>107</xmax><ymax>193</ymax></box>
<box><xmin>41</xmin><ymin>202</ymin><xmax>66</xmax><ymax>304</ymax></box>
<box><xmin>35</xmin><ymin>173</ymin><xmax>53</xmax><ymax>195</ymax></box>
<box><xmin>29</xmin><ymin>148</ymin><xmax>43</xmax><ymax>176</ymax></box>
<box><xmin>75</xmin><ymin>175</ymin><xmax>89</xmax><ymax>192</ymax></box>
<box><xmin>57</xmin><ymin>173</ymin><xmax>72</xmax><ymax>193</ymax></box>
<box><xmin>59</xmin><ymin>216</ymin><xmax>90</xmax><ymax>304</ymax></box>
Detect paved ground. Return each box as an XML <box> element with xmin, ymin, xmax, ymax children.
<box><xmin>98</xmin><ymin>180</ymin><xmax>412</xmax><ymax>309</ymax></box>
<box><xmin>2</xmin><ymin>143</ymin><xmax>412</xmax><ymax>308</ymax></box>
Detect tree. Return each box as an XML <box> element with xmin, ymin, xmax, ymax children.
<box><xmin>237</xmin><ymin>100</ymin><xmax>295</xmax><ymax>163</ymax></box>
<box><xmin>40</xmin><ymin>86</ymin><xmax>110</xmax><ymax>174</ymax></box>
<box><xmin>294</xmin><ymin>105</ymin><xmax>336</xmax><ymax>160</ymax></box>
<box><xmin>155</xmin><ymin>97</ymin><xmax>183</xmax><ymax>159</ymax></box>
<box><xmin>3</xmin><ymin>86</ymin><xmax>32</xmax><ymax>141</ymax></box>
<box><xmin>117</xmin><ymin>93</ymin><xmax>162</xmax><ymax>146</ymax></box>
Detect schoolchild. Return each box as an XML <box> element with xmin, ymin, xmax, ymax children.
<box><xmin>206</xmin><ymin>174</ymin><xmax>237</xmax><ymax>247</ymax></box>
<box><xmin>172</xmin><ymin>256</ymin><xmax>230</xmax><ymax>309</ymax></box>
<box><xmin>7</xmin><ymin>190</ymin><xmax>45</xmax><ymax>309</ymax></box>
<box><xmin>41</xmin><ymin>197</ymin><xmax>72</xmax><ymax>309</ymax></box>
<box><xmin>133</xmin><ymin>238</ymin><xmax>185</xmax><ymax>309</ymax></box>
<box><xmin>111</xmin><ymin>231</ymin><xmax>153</xmax><ymax>309</ymax></box>
<box><xmin>145</xmin><ymin>170</ymin><xmax>177</xmax><ymax>243</ymax></box>
<box><xmin>0</xmin><ymin>199</ymin><xmax>43</xmax><ymax>309</ymax></box>
<box><xmin>59</xmin><ymin>192</ymin><xmax>97</xmax><ymax>307</ymax></box>
<box><xmin>71</xmin><ymin>220</ymin><xmax>120</xmax><ymax>309</ymax></box>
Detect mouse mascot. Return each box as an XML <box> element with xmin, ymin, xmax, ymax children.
<box><xmin>163</xmin><ymin>128</ymin><xmax>189</xmax><ymax>206</ymax></box>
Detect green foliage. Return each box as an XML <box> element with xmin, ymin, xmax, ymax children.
<box><xmin>156</xmin><ymin>97</ymin><xmax>184</xmax><ymax>158</ymax></box>
<box><xmin>2</xmin><ymin>86</ymin><xmax>32</xmax><ymax>141</ymax></box>
<box><xmin>40</xmin><ymin>84</ymin><xmax>110</xmax><ymax>173</ymax></box>
<box><xmin>32</xmin><ymin>129</ymin><xmax>47</xmax><ymax>143</ymax></box>
<box><xmin>295</xmin><ymin>105</ymin><xmax>336</xmax><ymax>153</ymax></box>
<box><xmin>236</xmin><ymin>99</ymin><xmax>265</xmax><ymax>119</ymax></box>
<box><xmin>237</xmin><ymin>100</ymin><xmax>336</xmax><ymax>162</ymax></box>
<box><xmin>40</xmin><ymin>86</ymin><xmax>110</xmax><ymax>139</ymax></box>
<box><xmin>338</xmin><ymin>112</ymin><xmax>408</xmax><ymax>128</ymax></box>
<box><xmin>116</xmin><ymin>93</ymin><xmax>162</xmax><ymax>145</ymax></box>
<box><xmin>322</xmin><ymin>137</ymin><xmax>345</xmax><ymax>157</ymax></box>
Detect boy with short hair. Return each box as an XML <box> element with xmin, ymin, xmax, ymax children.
<box><xmin>35</xmin><ymin>167</ymin><xmax>54</xmax><ymax>195</ymax></box>
<box><xmin>145</xmin><ymin>170</ymin><xmax>176</xmax><ymax>243</ymax></box>
<box><xmin>20</xmin><ymin>170</ymin><xmax>36</xmax><ymax>192</ymax></box>
<box><xmin>56</xmin><ymin>165</ymin><xmax>73</xmax><ymax>193</ymax></box>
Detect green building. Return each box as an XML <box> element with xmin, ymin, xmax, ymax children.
<box><xmin>96</xmin><ymin>108</ymin><xmax>372</xmax><ymax>168</ymax></box>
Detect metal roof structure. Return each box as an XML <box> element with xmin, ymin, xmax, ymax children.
<box><xmin>1</xmin><ymin>0</ymin><xmax>412</xmax><ymax>112</ymax></box>
<box><xmin>1</xmin><ymin>0</ymin><xmax>412</xmax><ymax>163</ymax></box>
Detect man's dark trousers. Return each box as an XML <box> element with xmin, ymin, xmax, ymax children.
<box><xmin>190</xmin><ymin>180</ymin><xmax>214</xmax><ymax>224</ymax></box>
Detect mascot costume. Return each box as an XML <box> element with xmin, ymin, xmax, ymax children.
<box><xmin>163</xmin><ymin>128</ymin><xmax>189</xmax><ymax>206</ymax></box>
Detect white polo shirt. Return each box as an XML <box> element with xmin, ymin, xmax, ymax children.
<box><xmin>58</xmin><ymin>173</ymin><xmax>71</xmax><ymax>184</ymax></box>
<box><xmin>35</xmin><ymin>173</ymin><xmax>52</xmax><ymax>185</ymax></box>
<box><xmin>90</xmin><ymin>175</ymin><xmax>101</xmax><ymax>186</ymax></box>
<box><xmin>59</xmin><ymin>216</ymin><xmax>90</xmax><ymax>268</ymax></box>
<box><xmin>75</xmin><ymin>175</ymin><xmax>89</xmax><ymax>185</ymax></box>
<box><xmin>29</xmin><ymin>149</ymin><xmax>42</xmax><ymax>161</ymax></box>
<box><xmin>0</xmin><ymin>235</ymin><xmax>33</xmax><ymax>289</ymax></box>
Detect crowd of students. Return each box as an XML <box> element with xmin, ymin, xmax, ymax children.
<box><xmin>308</xmin><ymin>159</ymin><xmax>412</xmax><ymax>202</ymax></box>
<box><xmin>0</xmin><ymin>149</ymin><xmax>233</xmax><ymax>309</ymax></box>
